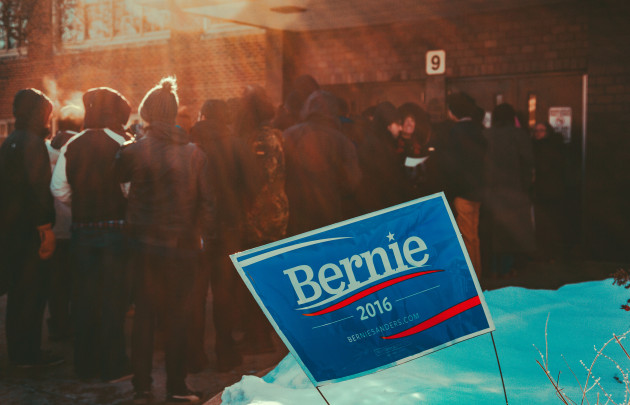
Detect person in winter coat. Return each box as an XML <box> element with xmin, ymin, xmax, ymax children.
<box><xmin>0</xmin><ymin>88</ymin><xmax>61</xmax><ymax>367</ymax></box>
<box><xmin>189</xmin><ymin>98</ymin><xmax>250</xmax><ymax>372</ymax></box>
<box><xmin>397</xmin><ymin>102</ymin><xmax>432</xmax><ymax>159</ymax></box>
<box><xmin>114</xmin><ymin>77</ymin><xmax>215</xmax><ymax>405</ymax></box>
<box><xmin>50</xmin><ymin>87</ymin><xmax>133</xmax><ymax>381</ymax></box>
<box><xmin>483</xmin><ymin>103</ymin><xmax>535</xmax><ymax>278</ymax></box>
<box><xmin>234</xmin><ymin>85</ymin><xmax>289</xmax><ymax>355</ymax></box>
<box><xmin>238</xmin><ymin>85</ymin><xmax>289</xmax><ymax>246</ymax></box>
<box><xmin>357</xmin><ymin>101</ymin><xmax>409</xmax><ymax>213</ymax></box>
<box><xmin>397</xmin><ymin>102</ymin><xmax>435</xmax><ymax>197</ymax></box>
<box><xmin>532</xmin><ymin>121</ymin><xmax>567</xmax><ymax>261</ymax></box>
<box><xmin>437</xmin><ymin>92</ymin><xmax>486</xmax><ymax>278</ymax></box>
<box><xmin>283</xmin><ymin>90</ymin><xmax>362</xmax><ymax>234</ymax></box>
<box><xmin>45</xmin><ymin>104</ymin><xmax>83</xmax><ymax>342</ymax></box>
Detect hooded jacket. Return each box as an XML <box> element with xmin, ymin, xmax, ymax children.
<box><xmin>282</xmin><ymin>90</ymin><xmax>362</xmax><ymax>235</ymax></box>
<box><xmin>1</xmin><ymin>89</ymin><xmax>55</xmax><ymax>246</ymax></box>
<box><xmin>113</xmin><ymin>122</ymin><xmax>216</xmax><ymax>247</ymax></box>
<box><xmin>0</xmin><ymin>128</ymin><xmax>55</xmax><ymax>242</ymax></box>
<box><xmin>437</xmin><ymin>119</ymin><xmax>486</xmax><ymax>203</ymax></box>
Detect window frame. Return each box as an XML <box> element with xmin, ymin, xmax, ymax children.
<box><xmin>56</xmin><ymin>0</ymin><xmax>172</xmax><ymax>51</ymax></box>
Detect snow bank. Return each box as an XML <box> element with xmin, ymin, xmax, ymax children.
<box><xmin>221</xmin><ymin>279</ymin><xmax>630</xmax><ymax>404</ymax></box>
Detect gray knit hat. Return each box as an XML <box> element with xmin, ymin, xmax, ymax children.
<box><xmin>139</xmin><ymin>77</ymin><xmax>179</xmax><ymax>125</ymax></box>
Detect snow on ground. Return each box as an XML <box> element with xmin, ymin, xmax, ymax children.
<box><xmin>220</xmin><ymin>279</ymin><xmax>630</xmax><ymax>404</ymax></box>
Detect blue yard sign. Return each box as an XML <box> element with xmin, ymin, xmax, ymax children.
<box><xmin>230</xmin><ymin>192</ymin><xmax>495</xmax><ymax>386</ymax></box>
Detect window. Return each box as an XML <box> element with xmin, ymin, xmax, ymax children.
<box><xmin>0</xmin><ymin>23</ymin><xmax>15</xmax><ymax>50</ymax></box>
<box><xmin>0</xmin><ymin>0</ymin><xmax>30</xmax><ymax>53</ymax></box>
<box><xmin>57</xmin><ymin>0</ymin><xmax>259</xmax><ymax>49</ymax></box>
<box><xmin>59</xmin><ymin>0</ymin><xmax>170</xmax><ymax>46</ymax></box>
<box><xmin>528</xmin><ymin>94</ymin><xmax>537</xmax><ymax>128</ymax></box>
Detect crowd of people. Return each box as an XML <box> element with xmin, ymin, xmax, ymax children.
<box><xmin>0</xmin><ymin>74</ymin><xmax>569</xmax><ymax>404</ymax></box>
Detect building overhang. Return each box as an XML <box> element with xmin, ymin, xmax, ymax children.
<box><xmin>138</xmin><ymin>0</ymin><xmax>573</xmax><ymax>32</ymax></box>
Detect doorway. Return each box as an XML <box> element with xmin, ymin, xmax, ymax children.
<box><xmin>447</xmin><ymin>72</ymin><xmax>586</xmax><ymax>254</ymax></box>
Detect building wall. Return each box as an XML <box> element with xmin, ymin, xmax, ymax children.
<box><xmin>0</xmin><ymin>58</ymin><xmax>54</xmax><ymax>119</ymax></box>
<box><xmin>583</xmin><ymin>0</ymin><xmax>630</xmax><ymax>260</ymax></box>
<box><xmin>1</xmin><ymin>0</ymin><xmax>629</xmax><ymax>260</ymax></box>
<box><xmin>0</xmin><ymin>29</ymin><xmax>268</xmax><ymax>120</ymax></box>
<box><xmin>284</xmin><ymin>1</ymin><xmax>629</xmax><ymax>260</ymax></box>
<box><xmin>284</xmin><ymin>2</ymin><xmax>588</xmax><ymax>111</ymax></box>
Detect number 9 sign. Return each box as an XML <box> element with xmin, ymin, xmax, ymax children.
<box><xmin>426</xmin><ymin>50</ymin><xmax>446</xmax><ymax>75</ymax></box>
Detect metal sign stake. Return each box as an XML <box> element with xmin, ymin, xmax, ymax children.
<box><xmin>316</xmin><ymin>386</ymin><xmax>331</xmax><ymax>405</ymax></box>
<box><xmin>491</xmin><ymin>331</ymin><xmax>509</xmax><ymax>404</ymax></box>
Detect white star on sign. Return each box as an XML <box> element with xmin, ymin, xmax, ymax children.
<box><xmin>387</xmin><ymin>232</ymin><xmax>395</xmax><ymax>242</ymax></box>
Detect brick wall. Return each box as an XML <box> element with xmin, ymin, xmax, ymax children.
<box><xmin>0</xmin><ymin>29</ymin><xmax>267</xmax><ymax>119</ymax></box>
<box><xmin>583</xmin><ymin>0</ymin><xmax>630</xmax><ymax>260</ymax></box>
<box><xmin>283</xmin><ymin>1</ymin><xmax>630</xmax><ymax>260</ymax></box>
<box><xmin>2</xmin><ymin>0</ymin><xmax>629</xmax><ymax>260</ymax></box>
<box><xmin>285</xmin><ymin>3</ymin><xmax>588</xmax><ymax>87</ymax></box>
<box><xmin>0</xmin><ymin>58</ymin><xmax>54</xmax><ymax>118</ymax></box>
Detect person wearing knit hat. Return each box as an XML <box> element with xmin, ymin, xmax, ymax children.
<box><xmin>114</xmin><ymin>76</ymin><xmax>214</xmax><ymax>404</ymax></box>
<box><xmin>0</xmin><ymin>88</ymin><xmax>62</xmax><ymax>367</ymax></box>
<box><xmin>51</xmin><ymin>86</ymin><xmax>133</xmax><ymax>382</ymax></box>
<box><xmin>139</xmin><ymin>77</ymin><xmax>179</xmax><ymax>125</ymax></box>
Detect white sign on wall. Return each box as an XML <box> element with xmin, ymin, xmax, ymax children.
<box><xmin>548</xmin><ymin>107</ymin><xmax>572</xmax><ymax>143</ymax></box>
<box><xmin>426</xmin><ymin>50</ymin><xmax>446</xmax><ymax>75</ymax></box>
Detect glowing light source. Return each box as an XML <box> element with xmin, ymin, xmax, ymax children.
<box><xmin>528</xmin><ymin>94</ymin><xmax>537</xmax><ymax>128</ymax></box>
<box><xmin>269</xmin><ymin>6</ymin><xmax>306</xmax><ymax>14</ymax></box>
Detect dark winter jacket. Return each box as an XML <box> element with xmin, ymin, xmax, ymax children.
<box><xmin>113</xmin><ymin>122</ymin><xmax>216</xmax><ymax>247</ymax></box>
<box><xmin>190</xmin><ymin>120</ymin><xmax>251</xmax><ymax>232</ymax></box>
<box><xmin>396</xmin><ymin>135</ymin><xmax>424</xmax><ymax>158</ymax></box>
<box><xmin>357</xmin><ymin>104</ymin><xmax>409</xmax><ymax>213</ymax></box>
<box><xmin>483</xmin><ymin>125</ymin><xmax>535</xmax><ymax>253</ymax></box>
<box><xmin>0</xmin><ymin>128</ymin><xmax>55</xmax><ymax>243</ymax></box>
<box><xmin>283</xmin><ymin>90</ymin><xmax>362</xmax><ymax>235</ymax></box>
<box><xmin>436</xmin><ymin>119</ymin><xmax>486</xmax><ymax>203</ymax></box>
<box><xmin>51</xmin><ymin>128</ymin><xmax>131</xmax><ymax>224</ymax></box>
<box><xmin>532</xmin><ymin>132</ymin><xmax>566</xmax><ymax>202</ymax></box>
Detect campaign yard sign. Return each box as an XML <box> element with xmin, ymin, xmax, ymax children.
<box><xmin>230</xmin><ymin>192</ymin><xmax>495</xmax><ymax>386</ymax></box>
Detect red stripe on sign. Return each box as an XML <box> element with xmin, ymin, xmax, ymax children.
<box><xmin>382</xmin><ymin>296</ymin><xmax>482</xmax><ymax>339</ymax></box>
<box><xmin>303</xmin><ymin>270</ymin><xmax>443</xmax><ymax>316</ymax></box>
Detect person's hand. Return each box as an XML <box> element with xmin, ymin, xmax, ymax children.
<box><xmin>37</xmin><ymin>224</ymin><xmax>56</xmax><ymax>260</ymax></box>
